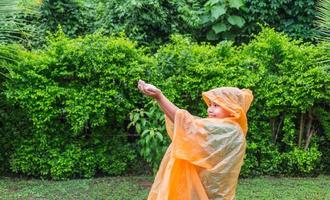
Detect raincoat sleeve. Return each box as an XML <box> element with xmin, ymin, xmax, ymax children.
<box><xmin>167</xmin><ymin>109</ymin><xmax>243</xmax><ymax>169</ymax></box>
<box><xmin>165</xmin><ymin>114</ymin><xmax>175</xmax><ymax>140</ymax></box>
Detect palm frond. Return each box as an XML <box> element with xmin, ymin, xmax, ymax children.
<box><xmin>0</xmin><ymin>0</ymin><xmax>41</xmax><ymax>44</ymax></box>
<box><xmin>316</xmin><ymin>1</ymin><xmax>330</xmax><ymax>40</ymax></box>
<box><xmin>0</xmin><ymin>0</ymin><xmax>41</xmax><ymax>78</ymax></box>
<box><xmin>0</xmin><ymin>0</ymin><xmax>20</xmax><ymax>14</ymax></box>
<box><xmin>315</xmin><ymin>0</ymin><xmax>330</xmax><ymax>65</ymax></box>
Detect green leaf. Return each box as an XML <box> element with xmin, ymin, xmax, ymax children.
<box><xmin>222</xmin><ymin>32</ymin><xmax>236</xmax><ymax>40</ymax></box>
<box><xmin>227</xmin><ymin>15</ymin><xmax>245</xmax><ymax>28</ymax></box>
<box><xmin>146</xmin><ymin>135</ymin><xmax>151</xmax><ymax>145</ymax></box>
<box><xmin>200</xmin><ymin>14</ymin><xmax>211</xmax><ymax>24</ymax></box>
<box><xmin>228</xmin><ymin>0</ymin><xmax>244</xmax><ymax>9</ymax></box>
<box><xmin>133</xmin><ymin>113</ymin><xmax>139</xmax><ymax>123</ymax></box>
<box><xmin>155</xmin><ymin>132</ymin><xmax>163</xmax><ymax>141</ymax></box>
<box><xmin>150</xmin><ymin>129</ymin><xmax>155</xmax><ymax>137</ymax></box>
<box><xmin>141</xmin><ymin>129</ymin><xmax>149</xmax><ymax>137</ymax></box>
<box><xmin>212</xmin><ymin>23</ymin><xmax>228</xmax><ymax>33</ymax></box>
<box><xmin>136</xmin><ymin>123</ymin><xmax>141</xmax><ymax>133</ymax></box>
<box><xmin>0</xmin><ymin>0</ymin><xmax>20</xmax><ymax>14</ymax></box>
<box><xmin>205</xmin><ymin>0</ymin><xmax>221</xmax><ymax>7</ymax></box>
<box><xmin>142</xmin><ymin>119</ymin><xmax>146</xmax><ymax>127</ymax></box>
<box><xmin>206</xmin><ymin>30</ymin><xmax>219</xmax><ymax>40</ymax></box>
<box><xmin>145</xmin><ymin>147</ymin><xmax>151</xmax><ymax>156</ymax></box>
<box><xmin>211</xmin><ymin>5</ymin><xmax>226</xmax><ymax>20</ymax></box>
<box><xmin>127</xmin><ymin>122</ymin><xmax>133</xmax><ymax>129</ymax></box>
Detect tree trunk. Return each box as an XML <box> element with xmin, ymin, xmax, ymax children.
<box><xmin>274</xmin><ymin>115</ymin><xmax>284</xmax><ymax>144</ymax></box>
<box><xmin>304</xmin><ymin>109</ymin><xmax>314</xmax><ymax>150</ymax></box>
<box><xmin>298</xmin><ymin>113</ymin><xmax>304</xmax><ymax>148</ymax></box>
<box><xmin>304</xmin><ymin>130</ymin><xmax>315</xmax><ymax>150</ymax></box>
<box><xmin>270</xmin><ymin>118</ymin><xmax>276</xmax><ymax>143</ymax></box>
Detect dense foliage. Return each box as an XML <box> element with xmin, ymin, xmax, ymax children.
<box><xmin>91</xmin><ymin>0</ymin><xmax>319</xmax><ymax>45</ymax></box>
<box><xmin>131</xmin><ymin>28</ymin><xmax>330</xmax><ymax>176</ymax></box>
<box><xmin>2</xmin><ymin>0</ymin><xmax>320</xmax><ymax>49</ymax></box>
<box><xmin>1</xmin><ymin>31</ymin><xmax>154</xmax><ymax>179</ymax></box>
<box><xmin>242</xmin><ymin>0</ymin><xmax>318</xmax><ymax>42</ymax></box>
<box><xmin>0</xmin><ymin>0</ymin><xmax>329</xmax><ymax>179</ymax></box>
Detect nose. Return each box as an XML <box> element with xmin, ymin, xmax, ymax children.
<box><xmin>207</xmin><ymin>106</ymin><xmax>213</xmax><ymax>114</ymax></box>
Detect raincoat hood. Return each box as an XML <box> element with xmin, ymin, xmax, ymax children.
<box><xmin>202</xmin><ymin>87</ymin><xmax>253</xmax><ymax>135</ymax></box>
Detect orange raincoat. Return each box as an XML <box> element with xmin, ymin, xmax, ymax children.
<box><xmin>148</xmin><ymin>87</ymin><xmax>254</xmax><ymax>200</ymax></box>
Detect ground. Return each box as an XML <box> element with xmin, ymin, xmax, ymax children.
<box><xmin>0</xmin><ymin>176</ymin><xmax>329</xmax><ymax>200</ymax></box>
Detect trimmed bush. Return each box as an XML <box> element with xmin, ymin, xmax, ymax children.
<box><xmin>131</xmin><ymin>27</ymin><xmax>329</xmax><ymax>176</ymax></box>
<box><xmin>4</xmin><ymin>31</ymin><xmax>154</xmax><ymax>179</ymax></box>
<box><xmin>1</xmin><ymin>27</ymin><xmax>329</xmax><ymax>178</ymax></box>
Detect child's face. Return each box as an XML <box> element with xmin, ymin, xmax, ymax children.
<box><xmin>207</xmin><ymin>101</ymin><xmax>231</xmax><ymax>118</ymax></box>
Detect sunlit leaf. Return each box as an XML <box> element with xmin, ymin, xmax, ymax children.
<box><xmin>228</xmin><ymin>0</ymin><xmax>244</xmax><ymax>9</ymax></box>
<box><xmin>212</xmin><ymin>22</ymin><xmax>228</xmax><ymax>33</ymax></box>
<box><xmin>227</xmin><ymin>15</ymin><xmax>245</xmax><ymax>28</ymax></box>
<box><xmin>211</xmin><ymin>4</ymin><xmax>226</xmax><ymax>20</ymax></box>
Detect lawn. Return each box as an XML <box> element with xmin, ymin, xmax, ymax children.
<box><xmin>0</xmin><ymin>175</ymin><xmax>329</xmax><ymax>200</ymax></box>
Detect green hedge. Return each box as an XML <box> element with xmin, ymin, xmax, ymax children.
<box><xmin>1</xmin><ymin>27</ymin><xmax>329</xmax><ymax>179</ymax></box>
<box><xmin>1</xmin><ymin>31</ymin><xmax>154</xmax><ymax>179</ymax></box>
<box><xmin>133</xmin><ymin>27</ymin><xmax>330</xmax><ymax>176</ymax></box>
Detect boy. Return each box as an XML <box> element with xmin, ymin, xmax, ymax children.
<box><xmin>138</xmin><ymin>80</ymin><xmax>253</xmax><ymax>200</ymax></box>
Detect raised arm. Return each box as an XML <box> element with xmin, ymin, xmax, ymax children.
<box><xmin>138</xmin><ymin>80</ymin><xmax>179</xmax><ymax>122</ymax></box>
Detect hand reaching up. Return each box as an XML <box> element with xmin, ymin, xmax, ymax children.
<box><xmin>138</xmin><ymin>80</ymin><xmax>178</xmax><ymax>122</ymax></box>
<box><xmin>138</xmin><ymin>80</ymin><xmax>162</xmax><ymax>99</ymax></box>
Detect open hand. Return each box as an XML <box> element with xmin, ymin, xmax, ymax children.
<box><xmin>138</xmin><ymin>80</ymin><xmax>162</xmax><ymax>99</ymax></box>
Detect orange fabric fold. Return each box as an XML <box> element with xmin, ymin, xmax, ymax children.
<box><xmin>148</xmin><ymin>87</ymin><xmax>253</xmax><ymax>200</ymax></box>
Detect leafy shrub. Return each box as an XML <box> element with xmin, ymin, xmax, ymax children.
<box><xmin>1</xmin><ymin>27</ymin><xmax>329</xmax><ymax>178</ymax></box>
<box><xmin>154</xmin><ymin>34</ymin><xmax>258</xmax><ymax>115</ymax></box>
<box><xmin>93</xmin><ymin>0</ymin><xmax>201</xmax><ymax>49</ymax></box>
<box><xmin>198</xmin><ymin>0</ymin><xmax>247</xmax><ymax>41</ymax></box>
<box><xmin>92</xmin><ymin>0</ymin><xmax>318</xmax><ymax>46</ymax></box>
<box><xmin>4</xmin><ymin>30</ymin><xmax>153</xmax><ymax>179</ymax></box>
<box><xmin>10</xmin><ymin>134</ymin><xmax>136</xmax><ymax>180</ymax></box>
<box><xmin>2</xmin><ymin>0</ymin><xmax>320</xmax><ymax>50</ymax></box>
<box><xmin>0</xmin><ymin>45</ymin><xmax>33</xmax><ymax>173</ymax></box>
<box><xmin>128</xmin><ymin>101</ymin><xmax>170</xmax><ymax>174</ymax></box>
<box><xmin>281</xmin><ymin>147</ymin><xmax>321</xmax><ymax>175</ymax></box>
<box><xmin>243</xmin><ymin>0</ymin><xmax>318</xmax><ymax>42</ymax></box>
<box><xmin>5</xmin><ymin>30</ymin><xmax>154</xmax><ymax>135</ymax></box>
<box><xmin>96</xmin><ymin>136</ymin><xmax>137</xmax><ymax>176</ymax></box>
<box><xmin>134</xmin><ymin>27</ymin><xmax>329</xmax><ymax>176</ymax></box>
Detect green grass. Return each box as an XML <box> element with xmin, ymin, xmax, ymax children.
<box><xmin>0</xmin><ymin>176</ymin><xmax>329</xmax><ymax>200</ymax></box>
<box><xmin>0</xmin><ymin>176</ymin><xmax>152</xmax><ymax>200</ymax></box>
<box><xmin>236</xmin><ymin>176</ymin><xmax>330</xmax><ymax>200</ymax></box>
